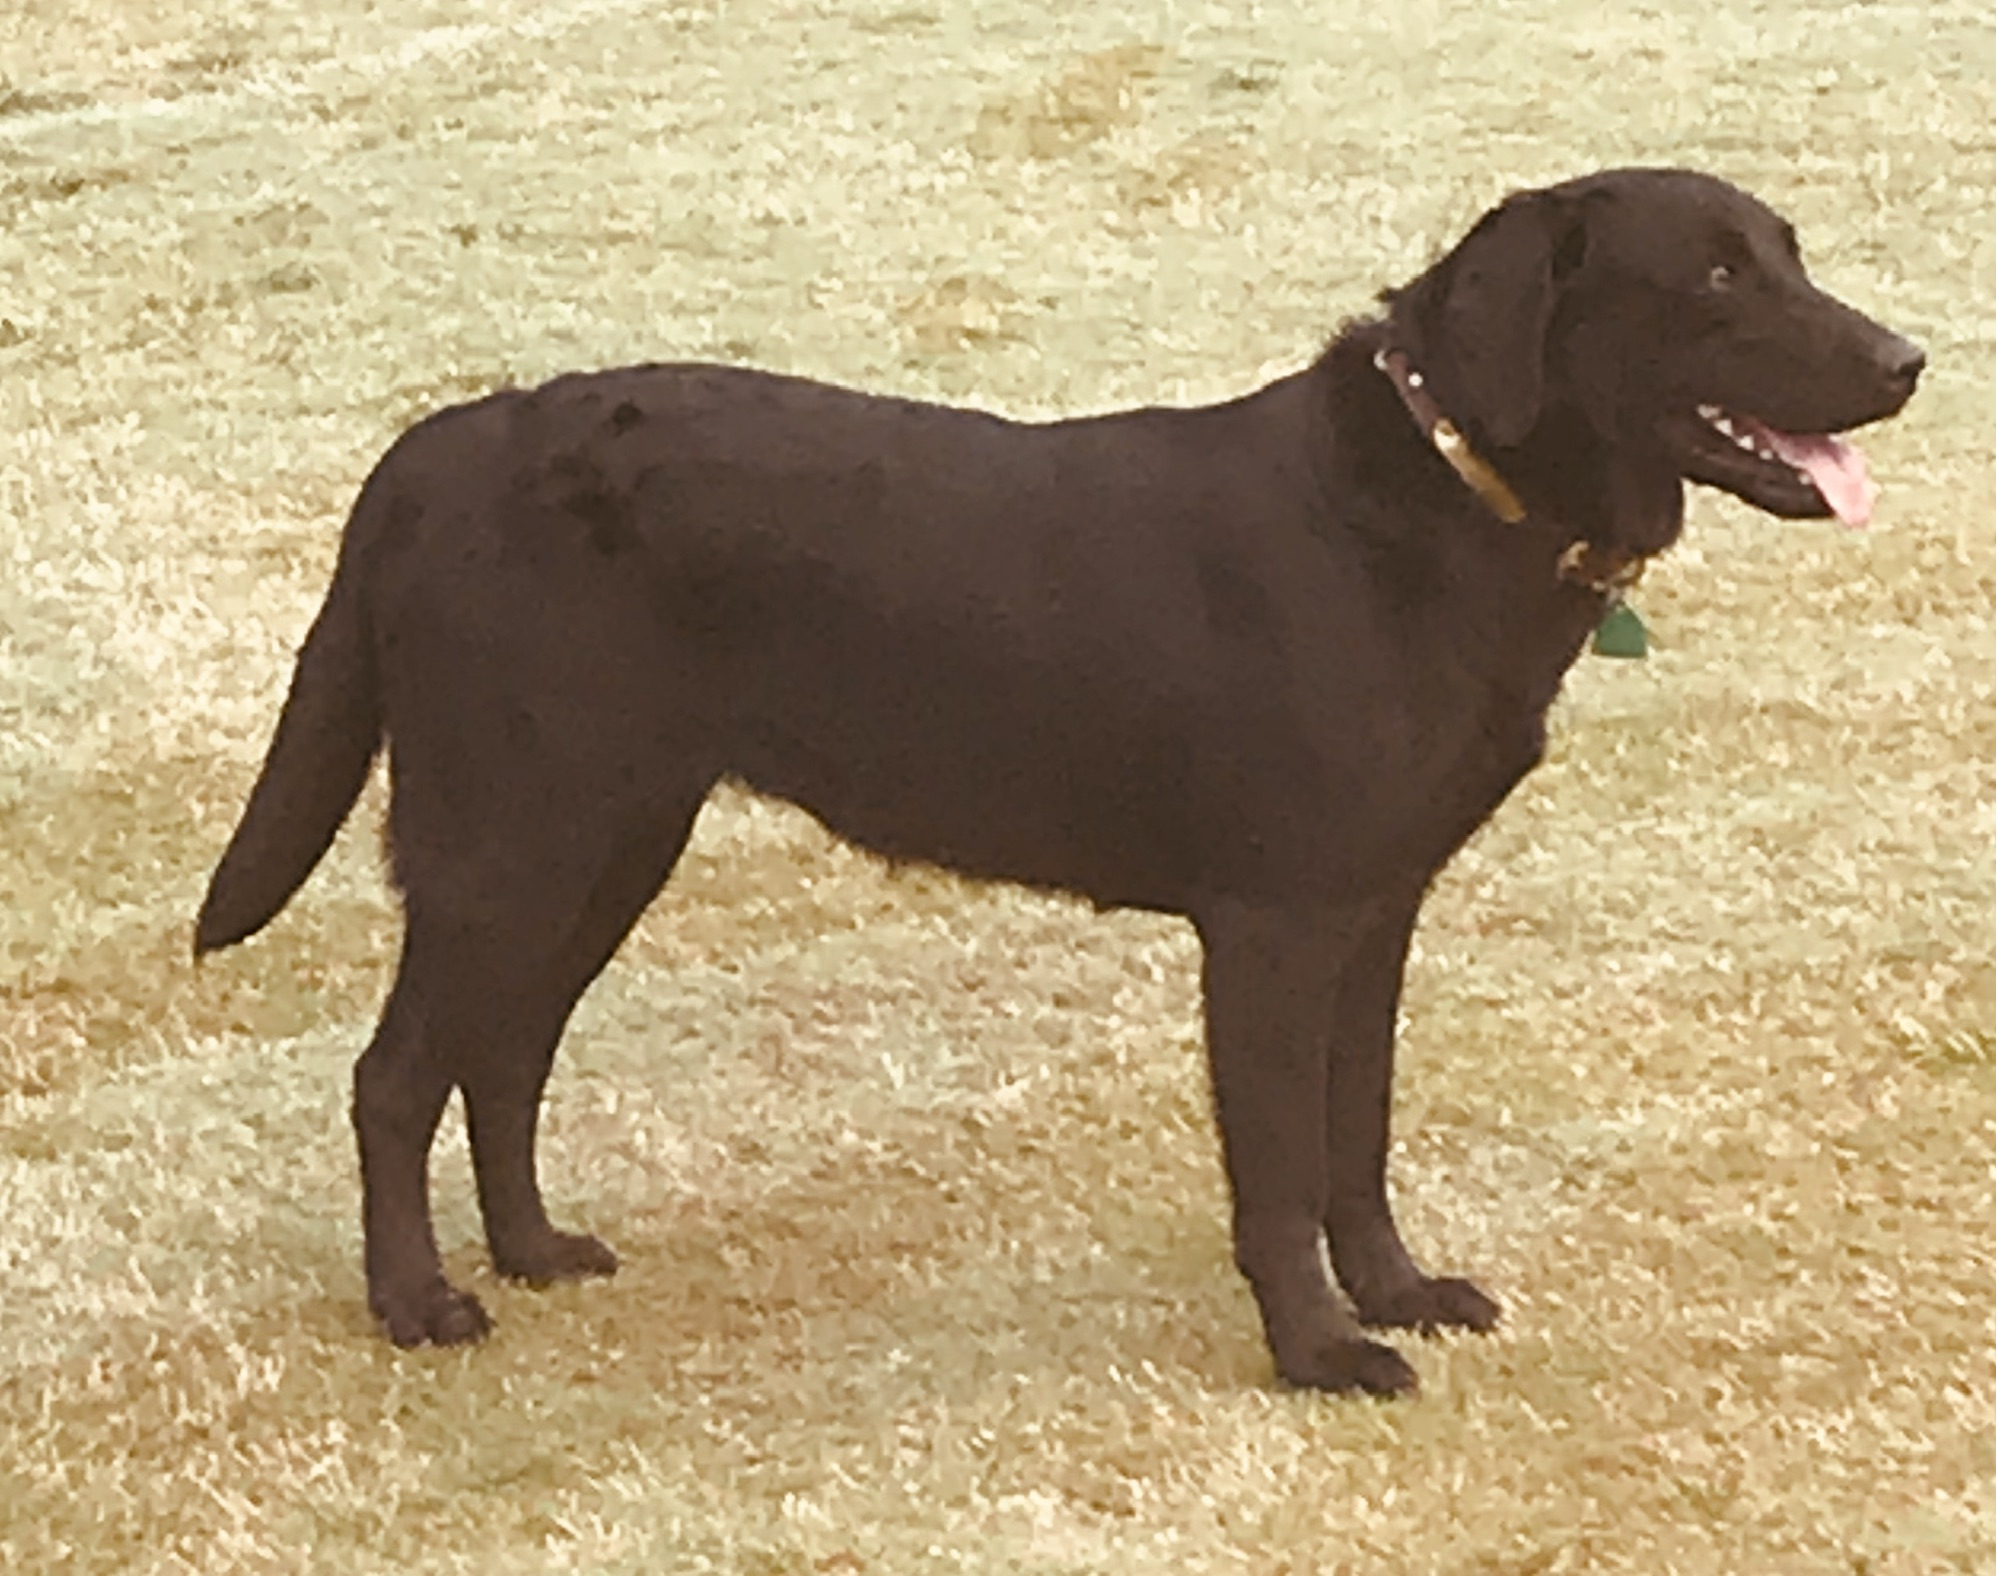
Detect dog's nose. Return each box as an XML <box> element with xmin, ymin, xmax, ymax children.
<box><xmin>1879</xmin><ymin>334</ymin><xmax>1926</xmax><ymax>387</ymax></box>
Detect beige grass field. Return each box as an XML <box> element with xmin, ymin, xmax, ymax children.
<box><xmin>4</xmin><ymin>0</ymin><xmax>1995</xmax><ymax>1570</ymax></box>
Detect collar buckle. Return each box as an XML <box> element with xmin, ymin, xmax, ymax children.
<box><xmin>1556</xmin><ymin>540</ymin><xmax>1646</xmax><ymax>595</ymax></box>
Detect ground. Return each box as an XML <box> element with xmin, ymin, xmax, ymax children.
<box><xmin>2</xmin><ymin>1</ymin><xmax>1994</xmax><ymax>1571</ymax></box>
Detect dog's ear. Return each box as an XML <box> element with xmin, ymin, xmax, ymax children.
<box><xmin>1440</xmin><ymin>191</ymin><xmax>1583</xmax><ymax>448</ymax></box>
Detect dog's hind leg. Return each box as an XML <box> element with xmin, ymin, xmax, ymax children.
<box><xmin>461</xmin><ymin>804</ymin><xmax>705</xmax><ymax>1288</ymax></box>
<box><xmin>355</xmin><ymin>776</ymin><xmax>708</xmax><ymax>1347</ymax></box>
<box><xmin>1321</xmin><ymin>881</ymin><xmax>1501</xmax><ymax>1334</ymax></box>
<box><xmin>1198</xmin><ymin>900</ymin><xmax>1419</xmax><ymax>1397</ymax></box>
<box><xmin>352</xmin><ymin>928</ymin><xmax>490</xmax><ymax>1347</ymax></box>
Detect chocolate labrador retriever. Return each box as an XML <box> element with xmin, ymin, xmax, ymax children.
<box><xmin>197</xmin><ymin>168</ymin><xmax>1921</xmax><ymax>1395</ymax></box>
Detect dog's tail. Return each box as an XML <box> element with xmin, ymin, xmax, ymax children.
<box><xmin>194</xmin><ymin>509</ymin><xmax>384</xmax><ymax>958</ymax></box>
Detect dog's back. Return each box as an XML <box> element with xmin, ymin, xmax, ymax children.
<box><xmin>355</xmin><ymin>364</ymin><xmax>1360</xmax><ymax>911</ymax></box>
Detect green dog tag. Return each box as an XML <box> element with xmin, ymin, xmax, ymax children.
<box><xmin>1592</xmin><ymin>600</ymin><xmax>1648</xmax><ymax>660</ymax></box>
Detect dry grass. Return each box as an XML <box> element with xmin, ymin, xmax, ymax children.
<box><xmin>4</xmin><ymin>0</ymin><xmax>1995</xmax><ymax>1570</ymax></box>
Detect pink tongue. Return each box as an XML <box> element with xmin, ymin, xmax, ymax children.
<box><xmin>1760</xmin><ymin>427</ymin><xmax>1879</xmax><ymax>528</ymax></box>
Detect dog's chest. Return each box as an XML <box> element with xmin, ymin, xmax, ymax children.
<box><xmin>1267</xmin><ymin>593</ymin><xmax>1585</xmax><ymax>888</ymax></box>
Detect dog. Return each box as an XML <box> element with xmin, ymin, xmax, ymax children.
<box><xmin>197</xmin><ymin>168</ymin><xmax>1922</xmax><ymax>1395</ymax></box>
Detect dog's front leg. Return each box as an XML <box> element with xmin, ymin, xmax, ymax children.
<box><xmin>1197</xmin><ymin>899</ymin><xmax>1419</xmax><ymax>1397</ymax></box>
<box><xmin>1322</xmin><ymin>881</ymin><xmax>1501</xmax><ymax>1334</ymax></box>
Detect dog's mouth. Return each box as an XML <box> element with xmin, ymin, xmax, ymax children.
<box><xmin>1670</xmin><ymin>404</ymin><xmax>1879</xmax><ymax>526</ymax></box>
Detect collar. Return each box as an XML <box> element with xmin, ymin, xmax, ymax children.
<box><xmin>1371</xmin><ymin>344</ymin><xmax>1646</xmax><ymax>596</ymax></box>
<box><xmin>1372</xmin><ymin>346</ymin><xmax>1526</xmax><ymax>524</ymax></box>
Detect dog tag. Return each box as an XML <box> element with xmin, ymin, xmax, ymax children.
<box><xmin>1592</xmin><ymin>600</ymin><xmax>1648</xmax><ymax>659</ymax></box>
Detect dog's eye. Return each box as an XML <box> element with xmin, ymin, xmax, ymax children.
<box><xmin>1707</xmin><ymin>263</ymin><xmax>1737</xmax><ymax>292</ymax></box>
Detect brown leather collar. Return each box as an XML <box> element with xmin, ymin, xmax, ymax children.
<box><xmin>1372</xmin><ymin>345</ymin><xmax>1646</xmax><ymax>595</ymax></box>
<box><xmin>1372</xmin><ymin>346</ymin><xmax>1526</xmax><ymax>524</ymax></box>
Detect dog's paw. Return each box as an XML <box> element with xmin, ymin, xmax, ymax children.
<box><xmin>1278</xmin><ymin>1336</ymin><xmax>1420</xmax><ymax>1398</ymax></box>
<box><xmin>1354</xmin><ymin>1275</ymin><xmax>1500</xmax><ymax>1335</ymax></box>
<box><xmin>494</xmin><ymin>1230</ymin><xmax>619</xmax><ymax>1286</ymax></box>
<box><xmin>373</xmin><ymin>1280</ymin><xmax>493</xmax><ymax>1348</ymax></box>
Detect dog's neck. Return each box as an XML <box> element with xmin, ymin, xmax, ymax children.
<box><xmin>1367</xmin><ymin>338</ymin><xmax>1648</xmax><ymax>596</ymax></box>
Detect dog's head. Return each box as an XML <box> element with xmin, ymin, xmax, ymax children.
<box><xmin>1388</xmin><ymin>168</ymin><xmax>1923</xmax><ymax>541</ymax></box>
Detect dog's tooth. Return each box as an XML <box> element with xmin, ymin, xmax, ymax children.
<box><xmin>1697</xmin><ymin>403</ymin><xmax>1721</xmax><ymax>421</ymax></box>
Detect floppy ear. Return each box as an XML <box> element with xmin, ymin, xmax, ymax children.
<box><xmin>1440</xmin><ymin>191</ymin><xmax>1579</xmax><ymax>448</ymax></box>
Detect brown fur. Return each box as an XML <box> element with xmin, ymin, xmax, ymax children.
<box><xmin>198</xmin><ymin>169</ymin><xmax>1921</xmax><ymax>1395</ymax></box>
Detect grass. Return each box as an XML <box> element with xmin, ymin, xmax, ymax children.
<box><xmin>3</xmin><ymin>0</ymin><xmax>1995</xmax><ymax>1569</ymax></box>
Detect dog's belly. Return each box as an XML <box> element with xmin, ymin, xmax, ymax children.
<box><xmin>722</xmin><ymin>669</ymin><xmax>1264</xmax><ymax>913</ymax></box>
<box><xmin>710</xmin><ymin>637</ymin><xmax>1548</xmax><ymax>916</ymax></box>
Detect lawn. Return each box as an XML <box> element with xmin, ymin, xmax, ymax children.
<box><xmin>3</xmin><ymin>1</ymin><xmax>1994</xmax><ymax>1570</ymax></box>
